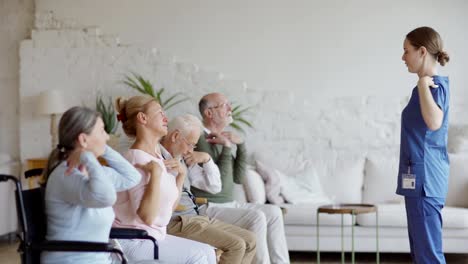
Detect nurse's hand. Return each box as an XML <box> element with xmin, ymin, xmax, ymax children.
<box><xmin>418</xmin><ymin>76</ymin><xmax>439</xmax><ymax>90</ymax></box>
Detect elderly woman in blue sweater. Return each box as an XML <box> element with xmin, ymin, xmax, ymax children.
<box><xmin>41</xmin><ymin>106</ymin><xmax>147</xmax><ymax>264</ymax></box>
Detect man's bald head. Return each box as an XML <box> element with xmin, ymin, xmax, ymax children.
<box><xmin>198</xmin><ymin>92</ymin><xmax>232</xmax><ymax>130</ymax></box>
<box><xmin>198</xmin><ymin>93</ymin><xmax>227</xmax><ymax>118</ymax></box>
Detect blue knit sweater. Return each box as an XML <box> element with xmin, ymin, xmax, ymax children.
<box><xmin>42</xmin><ymin>146</ymin><xmax>141</xmax><ymax>264</ymax></box>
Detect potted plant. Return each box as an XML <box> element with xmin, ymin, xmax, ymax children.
<box><xmin>95</xmin><ymin>95</ymin><xmax>120</xmax><ymax>150</ymax></box>
<box><xmin>122</xmin><ymin>72</ymin><xmax>189</xmax><ymax>110</ymax></box>
<box><xmin>230</xmin><ymin>103</ymin><xmax>254</xmax><ymax>133</ymax></box>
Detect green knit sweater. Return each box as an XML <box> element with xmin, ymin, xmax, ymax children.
<box><xmin>191</xmin><ymin>133</ymin><xmax>247</xmax><ymax>203</ymax></box>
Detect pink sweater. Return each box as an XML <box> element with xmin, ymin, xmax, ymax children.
<box><xmin>113</xmin><ymin>149</ymin><xmax>179</xmax><ymax>240</ymax></box>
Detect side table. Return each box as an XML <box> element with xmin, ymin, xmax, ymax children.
<box><xmin>316</xmin><ymin>203</ymin><xmax>379</xmax><ymax>264</ymax></box>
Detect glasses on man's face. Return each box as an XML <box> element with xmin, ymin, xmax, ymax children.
<box><xmin>208</xmin><ymin>102</ymin><xmax>231</xmax><ymax>110</ymax></box>
<box><xmin>181</xmin><ymin>137</ymin><xmax>197</xmax><ymax>149</ymax></box>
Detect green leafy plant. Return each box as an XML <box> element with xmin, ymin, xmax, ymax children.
<box><xmin>230</xmin><ymin>103</ymin><xmax>254</xmax><ymax>133</ymax></box>
<box><xmin>96</xmin><ymin>95</ymin><xmax>118</xmax><ymax>134</ymax></box>
<box><xmin>122</xmin><ymin>72</ymin><xmax>189</xmax><ymax>110</ymax></box>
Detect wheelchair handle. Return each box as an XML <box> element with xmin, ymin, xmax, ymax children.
<box><xmin>0</xmin><ymin>174</ymin><xmax>19</xmax><ymax>183</ymax></box>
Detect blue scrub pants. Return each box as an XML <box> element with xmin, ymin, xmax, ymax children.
<box><xmin>405</xmin><ymin>196</ymin><xmax>446</xmax><ymax>264</ymax></box>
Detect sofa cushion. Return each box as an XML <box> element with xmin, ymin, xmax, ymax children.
<box><xmin>445</xmin><ymin>154</ymin><xmax>468</xmax><ymax>207</ymax></box>
<box><xmin>363</xmin><ymin>155</ymin><xmax>403</xmax><ymax>204</ymax></box>
<box><xmin>321</xmin><ymin>157</ymin><xmax>365</xmax><ymax>204</ymax></box>
<box><xmin>442</xmin><ymin>207</ymin><xmax>468</xmax><ymax>229</ymax></box>
<box><xmin>356</xmin><ymin>204</ymin><xmax>407</xmax><ymax>227</ymax></box>
<box><xmin>256</xmin><ymin>160</ymin><xmax>285</xmax><ymax>204</ymax></box>
<box><xmin>357</xmin><ymin>204</ymin><xmax>468</xmax><ymax>229</ymax></box>
<box><xmin>448</xmin><ymin>124</ymin><xmax>468</xmax><ymax>153</ymax></box>
<box><xmin>277</xmin><ymin>167</ymin><xmax>331</xmax><ymax>204</ymax></box>
<box><xmin>242</xmin><ymin>168</ymin><xmax>266</xmax><ymax>204</ymax></box>
<box><xmin>281</xmin><ymin>203</ymin><xmax>355</xmax><ymax>226</ymax></box>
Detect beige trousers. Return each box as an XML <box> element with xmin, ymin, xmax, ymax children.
<box><xmin>168</xmin><ymin>215</ymin><xmax>257</xmax><ymax>264</ymax></box>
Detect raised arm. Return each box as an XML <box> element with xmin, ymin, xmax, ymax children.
<box><xmin>163</xmin><ymin>158</ymin><xmax>187</xmax><ymax>210</ymax></box>
<box><xmin>101</xmin><ymin>146</ymin><xmax>142</xmax><ymax>191</ymax></box>
<box><xmin>134</xmin><ymin>161</ymin><xmax>162</xmax><ymax>226</ymax></box>
<box><xmin>233</xmin><ymin>143</ymin><xmax>247</xmax><ymax>184</ymax></box>
<box><xmin>56</xmin><ymin>151</ymin><xmax>117</xmax><ymax>208</ymax></box>
<box><xmin>418</xmin><ymin>76</ymin><xmax>444</xmax><ymax>131</ymax></box>
<box><xmin>185</xmin><ymin>151</ymin><xmax>221</xmax><ymax>194</ymax></box>
<box><xmin>220</xmin><ymin>131</ymin><xmax>247</xmax><ymax>184</ymax></box>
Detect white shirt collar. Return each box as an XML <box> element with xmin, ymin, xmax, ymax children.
<box><xmin>160</xmin><ymin>145</ymin><xmax>173</xmax><ymax>160</ymax></box>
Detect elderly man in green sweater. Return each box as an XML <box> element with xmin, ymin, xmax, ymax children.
<box><xmin>192</xmin><ymin>92</ymin><xmax>290</xmax><ymax>264</ymax></box>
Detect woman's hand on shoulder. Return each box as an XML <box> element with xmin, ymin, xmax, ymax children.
<box><xmin>418</xmin><ymin>76</ymin><xmax>439</xmax><ymax>90</ymax></box>
<box><xmin>135</xmin><ymin>161</ymin><xmax>162</xmax><ymax>177</ymax></box>
<box><xmin>164</xmin><ymin>158</ymin><xmax>186</xmax><ymax>178</ymax></box>
<box><xmin>65</xmin><ymin>149</ymin><xmax>87</xmax><ymax>176</ymax></box>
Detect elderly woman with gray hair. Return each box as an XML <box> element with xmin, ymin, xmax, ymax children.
<box><xmin>42</xmin><ymin>106</ymin><xmax>143</xmax><ymax>264</ymax></box>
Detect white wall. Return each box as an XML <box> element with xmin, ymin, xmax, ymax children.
<box><xmin>0</xmin><ymin>0</ymin><xmax>34</xmax><ymax>236</ymax></box>
<box><xmin>0</xmin><ymin>0</ymin><xmax>34</xmax><ymax>163</ymax></box>
<box><xmin>36</xmin><ymin>0</ymin><xmax>468</xmax><ymax>97</ymax></box>
<box><xmin>17</xmin><ymin>1</ymin><xmax>468</xmax><ymax>173</ymax></box>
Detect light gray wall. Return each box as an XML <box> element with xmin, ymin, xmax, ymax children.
<box><xmin>0</xmin><ymin>0</ymin><xmax>34</xmax><ymax>162</ymax></box>
<box><xmin>0</xmin><ymin>0</ymin><xmax>34</xmax><ymax>235</ymax></box>
<box><xmin>36</xmin><ymin>0</ymin><xmax>468</xmax><ymax>97</ymax></box>
<box><xmin>10</xmin><ymin>1</ymin><xmax>468</xmax><ymax>172</ymax></box>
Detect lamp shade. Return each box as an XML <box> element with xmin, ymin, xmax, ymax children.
<box><xmin>37</xmin><ymin>90</ymin><xmax>67</xmax><ymax>115</ymax></box>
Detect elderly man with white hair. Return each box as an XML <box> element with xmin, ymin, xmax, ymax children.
<box><xmin>161</xmin><ymin>114</ymin><xmax>257</xmax><ymax>264</ymax></box>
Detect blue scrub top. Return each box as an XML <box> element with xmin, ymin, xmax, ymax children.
<box><xmin>396</xmin><ymin>76</ymin><xmax>450</xmax><ymax>198</ymax></box>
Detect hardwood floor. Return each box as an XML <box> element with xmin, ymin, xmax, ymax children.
<box><xmin>2</xmin><ymin>239</ymin><xmax>468</xmax><ymax>263</ymax></box>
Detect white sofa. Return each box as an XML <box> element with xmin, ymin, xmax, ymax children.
<box><xmin>237</xmin><ymin>152</ymin><xmax>468</xmax><ymax>254</ymax></box>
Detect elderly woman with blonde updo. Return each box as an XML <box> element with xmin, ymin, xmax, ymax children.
<box><xmin>112</xmin><ymin>96</ymin><xmax>216</xmax><ymax>264</ymax></box>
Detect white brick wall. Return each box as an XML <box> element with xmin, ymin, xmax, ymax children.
<box><xmin>15</xmin><ymin>12</ymin><xmax>461</xmax><ymax>172</ymax></box>
<box><xmin>16</xmin><ymin>7</ymin><xmax>468</xmax><ymax>176</ymax></box>
<box><xmin>0</xmin><ymin>0</ymin><xmax>34</xmax><ymax>164</ymax></box>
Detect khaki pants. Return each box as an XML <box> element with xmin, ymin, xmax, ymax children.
<box><xmin>206</xmin><ymin>202</ymin><xmax>290</xmax><ymax>264</ymax></box>
<box><xmin>168</xmin><ymin>215</ymin><xmax>257</xmax><ymax>264</ymax></box>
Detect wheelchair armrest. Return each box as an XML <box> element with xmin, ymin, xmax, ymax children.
<box><xmin>37</xmin><ymin>240</ymin><xmax>127</xmax><ymax>263</ymax></box>
<box><xmin>37</xmin><ymin>240</ymin><xmax>117</xmax><ymax>252</ymax></box>
<box><xmin>109</xmin><ymin>227</ymin><xmax>158</xmax><ymax>260</ymax></box>
<box><xmin>110</xmin><ymin>228</ymin><xmax>149</xmax><ymax>239</ymax></box>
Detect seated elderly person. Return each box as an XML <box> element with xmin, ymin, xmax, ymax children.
<box><xmin>112</xmin><ymin>96</ymin><xmax>216</xmax><ymax>263</ymax></box>
<box><xmin>193</xmin><ymin>92</ymin><xmax>290</xmax><ymax>264</ymax></box>
<box><xmin>161</xmin><ymin>114</ymin><xmax>256</xmax><ymax>264</ymax></box>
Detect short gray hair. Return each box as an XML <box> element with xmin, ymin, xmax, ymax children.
<box><xmin>168</xmin><ymin>114</ymin><xmax>203</xmax><ymax>137</ymax></box>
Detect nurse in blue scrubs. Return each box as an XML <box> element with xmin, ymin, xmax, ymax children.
<box><xmin>397</xmin><ymin>26</ymin><xmax>451</xmax><ymax>264</ymax></box>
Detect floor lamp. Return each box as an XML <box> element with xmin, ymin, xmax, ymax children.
<box><xmin>37</xmin><ymin>90</ymin><xmax>67</xmax><ymax>150</ymax></box>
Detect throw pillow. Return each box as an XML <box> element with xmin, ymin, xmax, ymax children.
<box><xmin>448</xmin><ymin>124</ymin><xmax>468</xmax><ymax>153</ymax></box>
<box><xmin>322</xmin><ymin>157</ymin><xmax>365</xmax><ymax>204</ymax></box>
<box><xmin>241</xmin><ymin>169</ymin><xmax>267</xmax><ymax>204</ymax></box>
<box><xmin>363</xmin><ymin>155</ymin><xmax>403</xmax><ymax>204</ymax></box>
<box><xmin>278</xmin><ymin>167</ymin><xmax>331</xmax><ymax>204</ymax></box>
<box><xmin>255</xmin><ymin>160</ymin><xmax>285</xmax><ymax>204</ymax></box>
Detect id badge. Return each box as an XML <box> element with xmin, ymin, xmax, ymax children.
<box><xmin>402</xmin><ymin>173</ymin><xmax>416</xmax><ymax>189</ymax></box>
